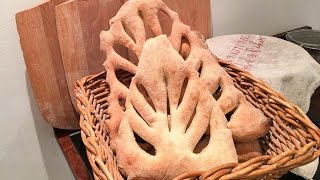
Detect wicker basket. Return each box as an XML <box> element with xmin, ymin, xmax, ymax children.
<box><xmin>75</xmin><ymin>59</ymin><xmax>320</xmax><ymax>180</ymax></box>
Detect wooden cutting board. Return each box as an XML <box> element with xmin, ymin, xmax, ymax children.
<box><xmin>16</xmin><ymin>0</ymin><xmax>79</xmax><ymax>130</ymax></box>
<box><xmin>163</xmin><ymin>0</ymin><xmax>212</xmax><ymax>39</ymax></box>
<box><xmin>56</xmin><ymin>0</ymin><xmax>126</xmax><ymax>108</ymax></box>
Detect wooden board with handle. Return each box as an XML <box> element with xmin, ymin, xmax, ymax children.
<box><xmin>16</xmin><ymin>0</ymin><xmax>79</xmax><ymax>130</ymax></box>
<box><xmin>55</xmin><ymin>0</ymin><xmax>126</xmax><ymax>108</ymax></box>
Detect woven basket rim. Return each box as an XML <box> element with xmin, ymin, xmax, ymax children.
<box><xmin>75</xmin><ymin>59</ymin><xmax>320</xmax><ymax>180</ymax></box>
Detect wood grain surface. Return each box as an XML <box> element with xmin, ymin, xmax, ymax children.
<box><xmin>56</xmin><ymin>0</ymin><xmax>126</xmax><ymax>108</ymax></box>
<box><xmin>164</xmin><ymin>0</ymin><xmax>212</xmax><ymax>39</ymax></box>
<box><xmin>16</xmin><ymin>0</ymin><xmax>79</xmax><ymax>129</ymax></box>
<box><xmin>54</xmin><ymin>129</ymin><xmax>93</xmax><ymax>180</ymax></box>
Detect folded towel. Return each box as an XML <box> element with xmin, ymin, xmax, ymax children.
<box><xmin>206</xmin><ymin>34</ymin><xmax>320</xmax><ymax>179</ymax></box>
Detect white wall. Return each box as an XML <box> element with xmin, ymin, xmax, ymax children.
<box><xmin>211</xmin><ymin>0</ymin><xmax>320</xmax><ymax>36</ymax></box>
<box><xmin>0</xmin><ymin>1</ymin><xmax>74</xmax><ymax>179</ymax></box>
<box><xmin>1</xmin><ymin>0</ymin><xmax>319</xmax><ymax>179</ymax></box>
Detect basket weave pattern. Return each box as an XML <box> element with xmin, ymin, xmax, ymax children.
<box><xmin>75</xmin><ymin>59</ymin><xmax>320</xmax><ymax>180</ymax></box>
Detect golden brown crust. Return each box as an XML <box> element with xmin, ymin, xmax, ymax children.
<box><xmin>227</xmin><ymin>99</ymin><xmax>270</xmax><ymax>142</ymax></box>
<box><xmin>115</xmin><ymin>35</ymin><xmax>237</xmax><ymax>180</ymax></box>
<box><xmin>235</xmin><ymin>140</ymin><xmax>263</xmax><ymax>163</ymax></box>
<box><xmin>99</xmin><ymin>0</ymin><xmax>271</xmax><ymax>178</ymax></box>
<box><xmin>100</xmin><ymin>0</ymin><xmax>270</xmax><ymax>145</ymax></box>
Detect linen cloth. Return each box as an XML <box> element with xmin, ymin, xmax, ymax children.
<box><xmin>206</xmin><ymin>34</ymin><xmax>320</xmax><ymax>179</ymax></box>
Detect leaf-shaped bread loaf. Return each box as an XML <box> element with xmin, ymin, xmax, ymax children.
<box><xmin>100</xmin><ymin>0</ymin><xmax>270</xmax><ymax>146</ymax></box>
<box><xmin>114</xmin><ymin>35</ymin><xmax>238</xmax><ymax>179</ymax></box>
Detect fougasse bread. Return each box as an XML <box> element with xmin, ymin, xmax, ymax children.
<box><xmin>99</xmin><ymin>0</ymin><xmax>271</xmax><ymax>178</ymax></box>
<box><xmin>115</xmin><ymin>35</ymin><xmax>238</xmax><ymax>179</ymax></box>
<box><xmin>100</xmin><ymin>0</ymin><xmax>270</xmax><ymax>146</ymax></box>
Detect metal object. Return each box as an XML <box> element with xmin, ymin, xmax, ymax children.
<box><xmin>286</xmin><ymin>29</ymin><xmax>320</xmax><ymax>63</ymax></box>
